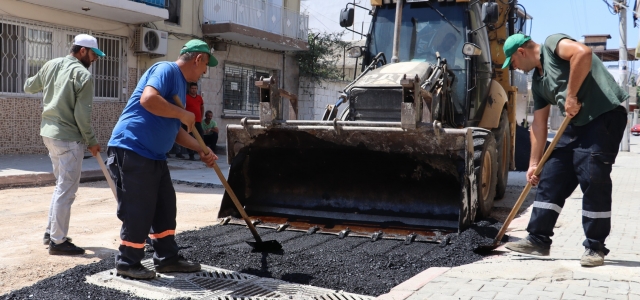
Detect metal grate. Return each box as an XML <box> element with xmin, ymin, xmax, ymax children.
<box><xmin>223</xmin><ymin>62</ymin><xmax>271</xmax><ymax>116</ymax></box>
<box><xmin>87</xmin><ymin>260</ymin><xmax>375</xmax><ymax>300</ymax></box>
<box><xmin>0</xmin><ymin>15</ymin><xmax>127</xmax><ymax>100</ymax></box>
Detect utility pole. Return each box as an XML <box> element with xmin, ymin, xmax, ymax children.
<box><xmin>617</xmin><ymin>0</ymin><xmax>630</xmax><ymax>152</ymax></box>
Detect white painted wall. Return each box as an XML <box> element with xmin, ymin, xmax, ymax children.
<box><xmin>298</xmin><ymin>78</ymin><xmax>350</xmax><ymax>120</ymax></box>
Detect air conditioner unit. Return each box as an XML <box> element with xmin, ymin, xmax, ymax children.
<box><xmin>135</xmin><ymin>27</ymin><xmax>168</xmax><ymax>56</ymax></box>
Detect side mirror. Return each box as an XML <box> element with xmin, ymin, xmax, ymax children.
<box><xmin>340</xmin><ymin>8</ymin><xmax>355</xmax><ymax>28</ymax></box>
<box><xmin>481</xmin><ymin>2</ymin><xmax>499</xmax><ymax>25</ymax></box>
<box><xmin>347</xmin><ymin>46</ymin><xmax>363</xmax><ymax>58</ymax></box>
<box><xmin>462</xmin><ymin>43</ymin><xmax>482</xmax><ymax>56</ymax></box>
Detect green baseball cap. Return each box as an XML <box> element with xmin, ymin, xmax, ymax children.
<box><xmin>502</xmin><ymin>33</ymin><xmax>531</xmax><ymax>69</ymax></box>
<box><xmin>180</xmin><ymin>39</ymin><xmax>218</xmax><ymax>67</ymax></box>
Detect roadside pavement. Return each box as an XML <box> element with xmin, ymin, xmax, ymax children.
<box><xmin>0</xmin><ymin>151</ymin><xmax>229</xmax><ymax>189</ymax></box>
<box><xmin>378</xmin><ymin>136</ymin><xmax>640</xmax><ymax>300</ymax></box>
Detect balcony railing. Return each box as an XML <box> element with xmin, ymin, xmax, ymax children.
<box><xmin>131</xmin><ymin>0</ymin><xmax>168</xmax><ymax>9</ymax></box>
<box><xmin>203</xmin><ymin>0</ymin><xmax>309</xmax><ymax>41</ymax></box>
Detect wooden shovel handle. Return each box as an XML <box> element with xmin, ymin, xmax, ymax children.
<box><xmin>171</xmin><ymin>95</ymin><xmax>263</xmax><ymax>243</ymax></box>
<box><xmin>492</xmin><ymin>116</ymin><xmax>571</xmax><ymax>245</ymax></box>
<box><xmin>96</xmin><ymin>152</ymin><xmax>117</xmax><ymax>200</ymax></box>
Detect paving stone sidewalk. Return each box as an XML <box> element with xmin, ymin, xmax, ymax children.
<box><xmin>379</xmin><ymin>138</ymin><xmax>640</xmax><ymax>300</ymax></box>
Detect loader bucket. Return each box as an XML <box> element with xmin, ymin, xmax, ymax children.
<box><xmin>219</xmin><ymin>120</ymin><xmax>477</xmax><ymax>238</ymax></box>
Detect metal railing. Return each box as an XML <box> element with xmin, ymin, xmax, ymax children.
<box><xmin>203</xmin><ymin>0</ymin><xmax>309</xmax><ymax>41</ymax></box>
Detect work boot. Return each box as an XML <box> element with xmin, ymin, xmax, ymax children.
<box><xmin>43</xmin><ymin>233</ymin><xmax>72</xmax><ymax>245</ymax></box>
<box><xmin>49</xmin><ymin>240</ymin><xmax>85</xmax><ymax>255</ymax></box>
<box><xmin>504</xmin><ymin>237</ymin><xmax>549</xmax><ymax>256</ymax></box>
<box><xmin>154</xmin><ymin>255</ymin><xmax>201</xmax><ymax>273</ymax></box>
<box><xmin>580</xmin><ymin>248</ymin><xmax>605</xmax><ymax>267</ymax></box>
<box><xmin>116</xmin><ymin>263</ymin><xmax>156</xmax><ymax>280</ymax></box>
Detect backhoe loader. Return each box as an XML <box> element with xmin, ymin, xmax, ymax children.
<box><xmin>218</xmin><ymin>0</ymin><xmax>531</xmax><ymax>243</ymax></box>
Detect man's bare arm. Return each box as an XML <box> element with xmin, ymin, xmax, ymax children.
<box><xmin>175</xmin><ymin>127</ymin><xmax>218</xmax><ymax>167</ymax></box>
<box><xmin>140</xmin><ymin>86</ymin><xmax>195</xmax><ymax>132</ymax></box>
<box><xmin>175</xmin><ymin>127</ymin><xmax>200</xmax><ymax>151</ymax></box>
<box><xmin>527</xmin><ymin>105</ymin><xmax>551</xmax><ymax>185</ymax></box>
<box><xmin>556</xmin><ymin>38</ymin><xmax>591</xmax><ymax>118</ymax></box>
<box><xmin>530</xmin><ymin>105</ymin><xmax>551</xmax><ymax>167</ymax></box>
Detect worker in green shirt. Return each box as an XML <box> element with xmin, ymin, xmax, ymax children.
<box><xmin>23</xmin><ymin>34</ymin><xmax>105</xmax><ymax>256</ymax></box>
<box><xmin>501</xmin><ymin>33</ymin><xmax>628</xmax><ymax>267</ymax></box>
<box><xmin>202</xmin><ymin>110</ymin><xmax>219</xmax><ymax>153</ymax></box>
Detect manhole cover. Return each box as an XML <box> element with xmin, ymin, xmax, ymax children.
<box><xmin>86</xmin><ymin>259</ymin><xmax>374</xmax><ymax>300</ymax></box>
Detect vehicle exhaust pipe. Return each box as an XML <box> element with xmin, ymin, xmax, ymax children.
<box><xmin>391</xmin><ymin>0</ymin><xmax>403</xmax><ymax>63</ymax></box>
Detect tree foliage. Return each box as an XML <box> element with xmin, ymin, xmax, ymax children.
<box><xmin>296</xmin><ymin>31</ymin><xmax>351</xmax><ymax>83</ymax></box>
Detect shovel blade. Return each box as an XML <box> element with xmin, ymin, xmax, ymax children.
<box><xmin>246</xmin><ymin>240</ymin><xmax>283</xmax><ymax>252</ymax></box>
<box><xmin>473</xmin><ymin>240</ymin><xmax>503</xmax><ymax>254</ymax></box>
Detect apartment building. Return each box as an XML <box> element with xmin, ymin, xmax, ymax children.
<box><xmin>0</xmin><ymin>0</ymin><xmax>308</xmax><ymax>154</ymax></box>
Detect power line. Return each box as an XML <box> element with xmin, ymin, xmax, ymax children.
<box><xmin>301</xmin><ymin>3</ymin><xmax>336</xmax><ymax>31</ymax></box>
<box><xmin>603</xmin><ymin>0</ymin><xmax>618</xmax><ymax>15</ymax></box>
<box><xmin>570</xmin><ymin>0</ymin><xmax>581</xmax><ymax>35</ymax></box>
<box><xmin>301</xmin><ymin>2</ymin><xmax>333</xmax><ymax>31</ymax></box>
<box><xmin>579</xmin><ymin>0</ymin><xmax>589</xmax><ymax>34</ymax></box>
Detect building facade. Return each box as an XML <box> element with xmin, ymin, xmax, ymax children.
<box><xmin>0</xmin><ymin>0</ymin><xmax>308</xmax><ymax>154</ymax></box>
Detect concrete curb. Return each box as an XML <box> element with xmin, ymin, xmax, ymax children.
<box><xmin>375</xmin><ymin>267</ymin><xmax>451</xmax><ymax>299</ymax></box>
<box><xmin>0</xmin><ymin>170</ymin><xmax>105</xmax><ymax>189</ymax></box>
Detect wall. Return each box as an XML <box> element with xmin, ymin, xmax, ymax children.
<box><xmin>0</xmin><ymin>67</ymin><xmax>136</xmax><ymax>155</ymax></box>
<box><xmin>514</xmin><ymin>90</ymin><xmax>531</xmax><ymax>127</ymax></box>
<box><xmin>0</xmin><ymin>99</ymin><xmax>126</xmax><ymax>155</ymax></box>
<box><xmin>284</xmin><ymin>0</ymin><xmax>301</xmax><ymax>13</ymax></box>
<box><xmin>196</xmin><ymin>44</ymin><xmax>300</xmax><ymax>144</ymax></box>
<box><xmin>138</xmin><ymin>0</ymin><xmax>202</xmax><ymax>68</ymax></box>
<box><xmin>298</xmin><ymin>78</ymin><xmax>350</xmax><ymax>120</ymax></box>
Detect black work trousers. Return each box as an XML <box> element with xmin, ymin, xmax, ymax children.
<box><xmin>203</xmin><ymin>132</ymin><xmax>218</xmax><ymax>153</ymax></box>
<box><xmin>107</xmin><ymin>147</ymin><xmax>179</xmax><ymax>268</ymax></box>
<box><xmin>527</xmin><ymin>106</ymin><xmax>627</xmax><ymax>254</ymax></box>
<box><xmin>182</xmin><ymin>122</ymin><xmax>204</xmax><ymax>158</ymax></box>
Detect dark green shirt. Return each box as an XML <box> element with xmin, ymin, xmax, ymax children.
<box><xmin>532</xmin><ymin>34</ymin><xmax>628</xmax><ymax>126</ymax></box>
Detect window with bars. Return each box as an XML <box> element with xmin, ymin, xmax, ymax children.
<box><xmin>223</xmin><ymin>63</ymin><xmax>272</xmax><ymax>116</ymax></box>
<box><xmin>0</xmin><ymin>18</ymin><xmax>126</xmax><ymax>100</ymax></box>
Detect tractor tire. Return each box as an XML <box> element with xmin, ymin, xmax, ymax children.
<box><xmin>473</xmin><ymin>130</ymin><xmax>498</xmax><ymax>220</ymax></box>
<box><xmin>492</xmin><ymin>110</ymin><xmax>511</xmax><ymax>199</ymax></box>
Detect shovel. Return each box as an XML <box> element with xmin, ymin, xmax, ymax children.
<box><xmin>476</xmin><ymin>116</ymin><xmax>570</xmax><ymax>252</ymax></box>
<box><xmin>172</xmin><ymin>95</ymin><xmax>282</xmax><ymax>252</ymax></box>
<box><xmin>96</xmin><ymin>152</ymin><xmax>117</xmax><ymax>200</ymax></box>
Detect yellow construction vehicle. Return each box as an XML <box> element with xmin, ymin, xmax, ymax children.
<box><xmin>219</xmin><ymin>0</ymin><xmax>531</xmax><ymax>242</ymax></box>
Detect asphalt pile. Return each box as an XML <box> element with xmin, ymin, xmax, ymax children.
<box><xmin>2</xmin><ymin>220</ymin><xmax>503</xmax><ymax>299</ymax></box>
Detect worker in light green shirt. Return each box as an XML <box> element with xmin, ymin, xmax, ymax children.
<box><xmin>23</xmin><ymin>34</ymin><xmax>105</xmax><ymax>256</ymax></box>
<box><xmin>201</xmin><ymin>110</ymin><xmax>219</xmax><ymax>153</ymax></box>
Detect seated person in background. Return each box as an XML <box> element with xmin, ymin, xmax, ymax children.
<box><xmin>202</xmin><ymin>110</ymin><xmax>219</xmax><ymax>153</ymax></box>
